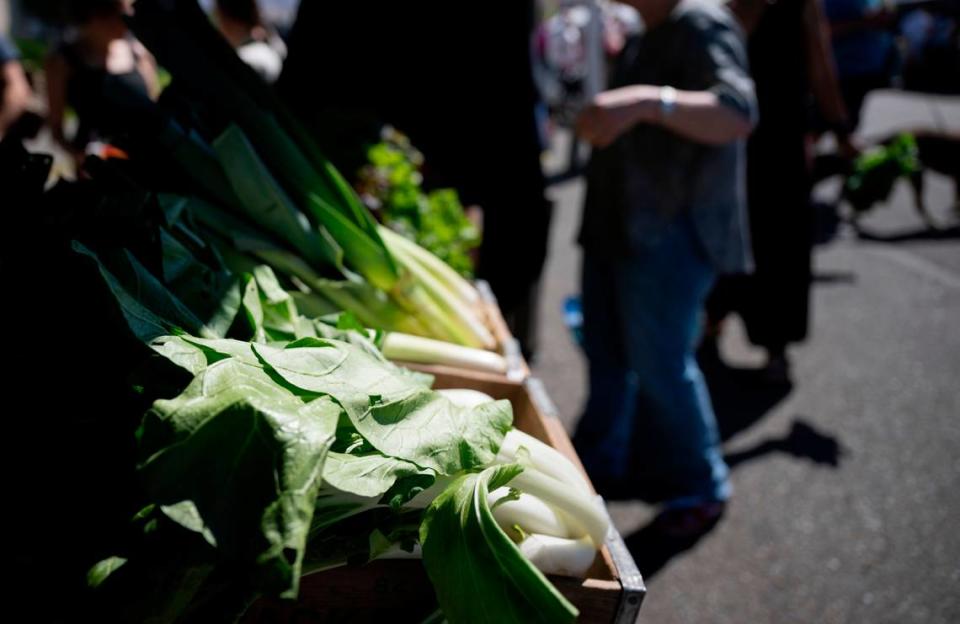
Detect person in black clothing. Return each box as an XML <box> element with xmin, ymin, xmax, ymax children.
<box><xmin>277</xmin><ymin>1</ymin><xmax>552</xmax><ymax>359</ymax></box>
<box><xmin>704</xmin><ymin>0</ymin><xmax>854</xmax><ymax>381</ymax></box>
<box><xmin>0</xmin><ymin>35</ymin><xmax>32</xmax><ymax>137</ymax></box>
<box><xmin>45</xmin><ymin>0</ymin><xmax>159</xmax><ymax>167</ymax></box>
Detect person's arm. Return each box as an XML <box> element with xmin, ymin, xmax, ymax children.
<box><xmin>0</xmin><ymin>60</ymin><xmax>32</xmax><ymax>134</ymax></box>
<box><xmin>576</xmin><ymin>83</ymin><xmax>753</xmax><ymax>147</ymax></box>
<box><xmin>133</xmin><ymin>40</ymin><xmax>160</xmax><ymax>100</ymax></box>
<box><xmin>804</xmin><ymin>0</ymin><xmax>857</xmax><ymax>153</ymax></box>
<box><xmin>576</xmin><ymin>18</ymin><xmax>756</xmax><ymax>148</ymax></box>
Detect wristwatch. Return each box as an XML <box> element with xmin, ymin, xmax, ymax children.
<box><xmin>659</xmin><ymin>85</ymin><xmax>677</xmax><ymax>119</ymax></box>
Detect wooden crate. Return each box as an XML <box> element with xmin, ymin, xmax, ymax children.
<box><xmin>474</xmin><ymin>280</ymin><xmax>530</xmax><ymax>381</ymax></box>
<box><xmin>243</xmin><ymin>373</ymin><xmax>645</xmax><ymax>623</ymax></box>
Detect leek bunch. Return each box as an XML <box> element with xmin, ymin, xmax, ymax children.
<box><xmin>127</xmin><ymin>0</ymin><xmax>495</xmax><ymax>349</ymax></box>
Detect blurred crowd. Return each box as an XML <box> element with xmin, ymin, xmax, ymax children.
<box><xmin>1</xmin><ymin>0</ymin><xmax>958</xmax><ymax>538</ymax></box>
<box><xmin>1</xmin><ymin>0</ymin><xmax>285</xmax><ymax>161</ymax></box>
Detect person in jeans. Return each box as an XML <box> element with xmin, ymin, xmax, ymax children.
<box><xmin>573</xmin><ymin>0</ymin><xmax>756</xmax><ymax>533</ymax></box>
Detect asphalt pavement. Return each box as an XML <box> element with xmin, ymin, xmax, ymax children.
<box><xmin>533</xmin><ymin>91</ymin><xmax>960</xmax><ymax>624</ymax></box>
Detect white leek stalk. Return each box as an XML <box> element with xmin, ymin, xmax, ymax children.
<box><xmin>384</xmin><ymin>333</ymin><xmax>507</xmax><ymax>374</ymax></box>
<box><xmin>379</xmin><ymin>225</ymin><xmax>480</xmax><ymax>306</ymax></box>
<box><xmin>388</xmin><ymin>239</ymin><xmax>495</xmax><ymax>349</ymax></box>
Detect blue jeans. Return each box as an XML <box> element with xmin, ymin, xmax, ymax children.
<box><xmin>574</xmin><ymin>217</ymin><xmax>730</xmax><ymax>504</ymax></box>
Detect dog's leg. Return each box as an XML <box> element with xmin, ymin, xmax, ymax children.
<box><xmin>837</xmin><ymin>181</ymin><xmax>862</xmax><ymax>237</ymax></box>
<box><xmin>909</xmin><ymin>170</ymin><xmax>939</xmax><ymax>230</ymax></box>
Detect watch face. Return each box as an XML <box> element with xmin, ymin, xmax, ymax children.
<box><xmin>659</xmin><ymin>86</ymin><xmax>677</xmax><ymax>117</ymax></box>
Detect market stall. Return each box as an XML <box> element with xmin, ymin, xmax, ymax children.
<box><xmin>0</xmin><ymin>1</ymin><xmax>644</xmax><ymax>621</ymax></box>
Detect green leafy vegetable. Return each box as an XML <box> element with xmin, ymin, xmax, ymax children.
<box><xmin>252</xmin><ymin>340</ymin><xmax>512</xmax><ymax>473</ymax></box>
<box><xmin>322</xmin><ymin>452</ymin><xmax>426</xmax><ymax>499</ymax></box>
<box><xmin>138</xmin><ymin>358</ymin><xmax>341</xmax><ymax>596</ymax></box>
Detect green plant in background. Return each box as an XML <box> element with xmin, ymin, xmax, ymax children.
<box><xmin>357</xmin><ymin>128</ymin><xmax>481</xmax><ymax>278</ymax></box>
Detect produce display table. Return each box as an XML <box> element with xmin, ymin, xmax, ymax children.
<box><xmin>11</xmin><ymin>3</ymin><xmax>643</xmax><ymax>618</ymax></box>
<box><xmin>244</xmin><ymin>370</ymin><xmax>645</xmax><ymax>623</ymax></box>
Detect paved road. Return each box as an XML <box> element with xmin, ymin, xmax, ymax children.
<box><xmin>533</xmin><ymin>91</ymin><xmax>960</xmax><ymax>624</ymax></box>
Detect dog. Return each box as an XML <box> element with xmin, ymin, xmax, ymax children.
<box><xmin>814</xmin><ymin>129</ymin><xmax>960</xmax><ymax>230</ymax></box>
<box><xmin>910</xmin><ymin>131</ymin><xmax>960</xmax><ymax>224</ymax></box>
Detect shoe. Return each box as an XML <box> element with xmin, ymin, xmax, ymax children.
<box><xmin>650</xmin><ymin>500</ymin><xmax>726</xmax><ymax>539</ymax></box>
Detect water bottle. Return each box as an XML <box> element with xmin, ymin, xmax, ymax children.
<box><xmin>563</xmin><ymin>295</ymin><xmax>584</xmax><ymax>346</ymax></box>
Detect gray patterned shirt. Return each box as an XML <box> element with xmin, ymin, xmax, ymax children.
<box><xmin>579</xmin><ymin>0</ymin><xmax>756</xmax><ymax>274</ymax></box>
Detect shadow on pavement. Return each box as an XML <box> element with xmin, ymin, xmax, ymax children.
<box><xmin>856</xmin><ymin>224</ymin><xmax>960</xmax><ymax>242</ymax></box>
<box><xmin>812</xmin><ymin>270</ymin><xmax>858</xmax><ymax>285</ymax></box>
<box><xmin>725</xmin><ymin>419</ymin><xmax>846</xmax><ymax>469</ymax></box>
<box><xmin>623</xmin><ymin>360</ymin><xmax>847</xmax><ymax>581</ymax></box>
<box><xmin>624</xmin><ymin>513</ymin><xmax>723</xmax><ymax>580</ymax></box>
<box><xmin>700</xmin><ymin>357</ymin><xmax>794</xmax><ymax>442</ymax></box>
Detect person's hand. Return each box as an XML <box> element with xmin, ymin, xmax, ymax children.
<box><xmin>575</xmin><ymin>85</ymin><xmax>658</xmax><ymax>148</ymax></box>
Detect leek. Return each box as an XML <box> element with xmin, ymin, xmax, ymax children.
<box><xmin>379</xmin><ymin>225</ymin><xmax>480</xmax><ymax>306</ymax></box>
<box><xmin>130</xmin><ymin>0</ymin><xmax>504</xmax><ymax>353</ymax></box>
<box><xmin>385</xmin><ymin>334</ymin><xmax>507</xmax><ymax>374</ymax></box>
<box><xmin>385</xmin><ymin>232</ymin><xmax>494</xmax><ymax>349</ymax></box>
